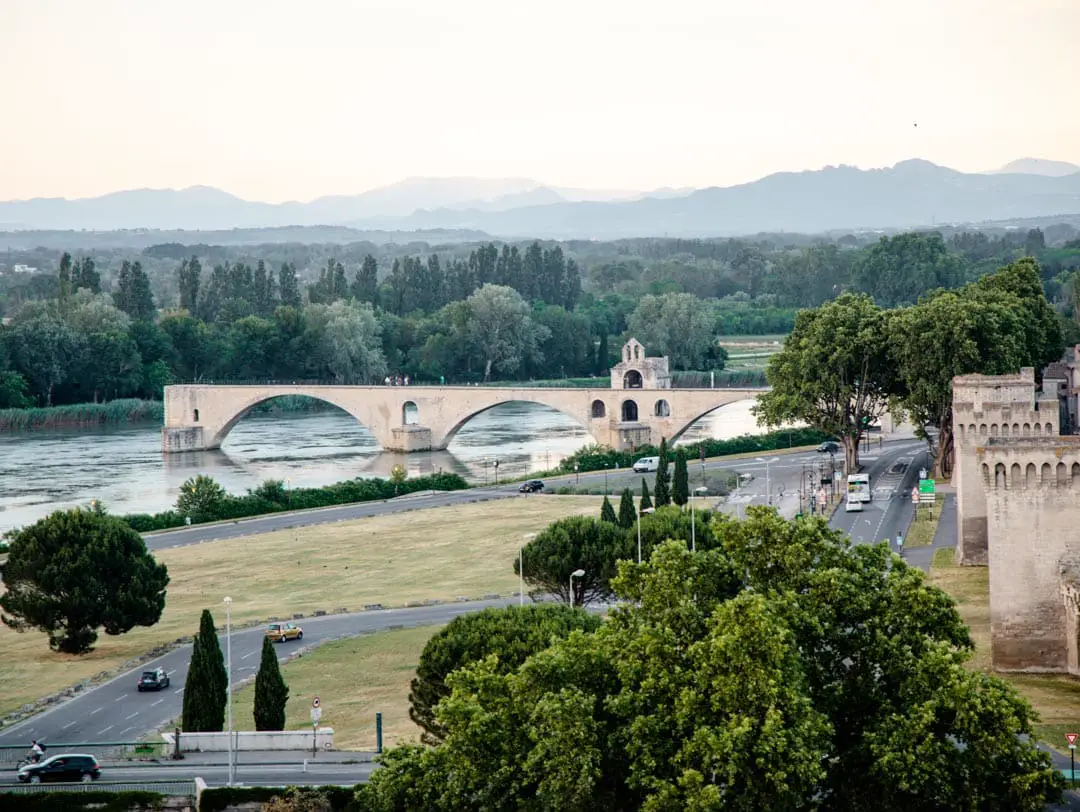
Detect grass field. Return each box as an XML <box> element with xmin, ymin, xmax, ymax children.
<box><xmin>231</xmin><ymin>626</ymin><xmax>440</xmax><ymax>750</ymax></box>
<box><xmin>904</xmin><ymin>508</ymin><xmax>941</xmax><ymax>548</ymax></box>
<box><xmin>928</xmin><ymin>547</ymin><xmax>1080</xmax><ymax>751</ymax></box>
<box><xmin>0</xmin><ymin>496</ymin><xmax>604</xmax><ymax>720</ymax></box>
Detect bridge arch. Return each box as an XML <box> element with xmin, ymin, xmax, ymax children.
<box><xmin>667</xmin><ymin>399</ymin><xmax>757</xmax><ymax>444</ymax></box>
<box><xmin>436</xmin><ymin>396</ymin><xmax>608</xmax><ymax>449</ymax></box>
<box><xmin>206</xmin><ymin>391</ymin><xmax>388</xmax><ymax>450</ymax></box>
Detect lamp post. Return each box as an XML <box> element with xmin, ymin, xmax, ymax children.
<box><xmin>755</xmin><ymin>456</ymin><xmax>780</xmax><ymax>506</ymax></box>
<box><xmin>223</xmin><ymin>596</ymin><xmax>234</xmax><ymax>787</ymax></box>
<box><xmin>569</xmin><ymin>568</ymin><xmax>585</xmax><ymax>608</ymax></box>
<box><xmin>520</xmin><ymin>533</ymin><xmax>536</xmax><ymax>607</ymax></box>
<box><xmin>691</xmin><ymin>486</ymin><xmax>708</xmax><ymax>552</ymax></box>
<box><xmin>637</xmin><ymin>506</ymin><xmax>655</xmax><ymax>564</ymax></box>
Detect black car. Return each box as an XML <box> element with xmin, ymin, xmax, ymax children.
<box><xmin>18</xmin><ymin>754</ymin><xmax>101</xmax><ymax>784</ymax></box>
<box><xmin>137</xmin><ymin>667</ymin><xmax>170</xmax><ymax>691</ymax></box>
<box><xmin>817</xmin><ymin>441</ymin><xmax>840</xmax><ymax>454</ymax></box>
<box><xmin>519</xmin><ymin>479</ymin><xmax>545</xmax><ymax>493</ymax></box>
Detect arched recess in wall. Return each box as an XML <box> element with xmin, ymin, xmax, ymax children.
<box><xmin>623</xmin><ymin>370</ymin><xmax>643</xmax><ymax>389</ymax></box>
<box><xmin>1012</xmin><ymin>423</ymin><xmax>1020</xmax><ymax>435</ymax></box>
<box><xmin>1058</xmin><ymin>462</ymin><xmax>1068</xmax><ymax>486</ymax></box>
<box><xmin>621</xmin><ymin>399</ymin><xmax>639</xmax><ymax>422</ymax></box>
<box><xmin>1001</xmin><ymin>423</ymin><xmax>1009</xmax><ymax>437</ymax></box>
<box><xmin>1026</xmin><ymin>463</ymin><xmax>1037</xmax><ymax>488</ymax></box>
<box><xmin>591</xmin><ymin>400</ymin><xmax>606</xmax><ymax>418</ymax></box>
<box><xmin>402</xmin><ymin>401</ymin><xmax>419</xmax><ymax>425</ymax></box>
<box><xmin>982</xmin><ymin>463</ymin><xmax>990</xmax><ymax>485</ymax></box>
<box><xmin>980</xmin><ymin>424</ymin><xmax>988</xmax><ymax>436</ymax></box>
<box><xmin>1073</xmin><ymin>462</ymin><xmax>1080</xmax><ymax>482</ymax></box>
<box><xmin>991</xmin><ymin>424</ymin><xmax>999</xmax><ymax>437</ymax></box>
<box><xmin>1042</xmin><ymin>462</ymin><xmax>1053</xmax><ymax>483</ymax></box>
<box><xmin>1010</xmin><ymin>463</ymin><xmax>1022</xmax><ymax>488</ymax></box>
<box><xmin>654</xmin><ymin>399</ymin><xmax>671</xmax><ymax>417</ymax></box>
<box><xmin>1023</xmin><ymin>423</ymin><xmax>1031</xmax><ymax>436</ymax></box>
<box><xmin>995</xmin><ymin>463</ymin><xmax>1006</xmax><ymax>488</ymax></box>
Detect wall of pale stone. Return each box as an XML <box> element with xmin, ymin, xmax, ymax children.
<box><xmin>979</xmin><ymin>438</ymin><xmax>1080</xmax><ymax>672</ymax></box>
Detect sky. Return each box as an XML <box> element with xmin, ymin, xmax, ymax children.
<box><xmin>1</xmin><ymin>0</ymin><xmax>1078</xmax><ymax>203</ymax></box>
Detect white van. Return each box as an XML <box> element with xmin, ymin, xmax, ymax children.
<box><xmin>633</xmin><ymin>456</ymin><xmax>660</xmax><ymax>473</ymax></box>
<box><xmin>845</xmin><ymin>494</ymin><xmax>864</xmax><ymax>512</ymax></box>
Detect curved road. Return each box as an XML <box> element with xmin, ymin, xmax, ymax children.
<box><xmin>1</xmin><ymin>437</ymin><xmax>929</xmax><ymax>751</ymax></box>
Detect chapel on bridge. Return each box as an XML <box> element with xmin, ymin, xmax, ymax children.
<box><xmin>610</xmin><ymin>338</ymin><xmax>671</xmax><ymax>390</ymax></box>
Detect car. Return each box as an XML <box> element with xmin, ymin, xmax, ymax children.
<box><xmin>518</xmin><ymin>479</ymin><xmax>544</xmax><ymax>493</ymax></box>
<box><xmin>845</xmin><ymin>497</ymin><xmax>863</xmax><ymax>513</ymax></box>
<box><xmin>817</xmin><ymin>441</ymin><xmax>840</xmax><ymax>454</ymax></box>
<box><xmin>266</xmin><ymin>622</ymin><xmax>303</xmax><ymax>643</ymax></box>
<box><xmin>18</xmin><ymin>754</ymin><xmax>100</xmax><ymax>784</ymax></box>
<box><xmin>632</xmin><ymin>456</ymin><xmax>660</xmax><ymax>473</ymax></box>
<box><xmin>137</xmin><ymin>667</ymin><xmax>170</xmax><ymax>691</ymax></box>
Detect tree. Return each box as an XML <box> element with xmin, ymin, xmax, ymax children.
<box><xmin>594</xmin><ymin>331</ymin><xmax>609</xmax><ymax>375</ymax></box>
<box><xmin>178</xmin><ymin>256</ymin><xmax>202</xmax><ymax>313</ymax></box>
<box><xmin>112</xmin><ymin>260</ymin><xmax>156</xmax><ymax>320</ymax></box>
<box><xmin>408</xmin><ymin>604</ymin><xmax>601</xmax><ymax>744</ymax></box>
<box><xmin>254</xmin><ymin>635</ymin><xmax>289</xmax><ymax>731</ymax></box>
<box><xmin>182</xmin><ymin>609</ymin><xmax>228</xmax><ymax>732</ymax></box>
<box><xmin>653</xmin><ymin>437</ymin><xmax>672</xmax><ymax>506</ymax></box>
<box><xmin>0</xmin><ymin>508</ymin><xmax>169</xmax><ymax>654</ymax></box>
<box><xmin>852</xmin><ymin>231</ymin><xmax>967</xmax><ymax>307</ymax></box>
<box><xmin>278</xmin><ymin>262</ymin><xmax>301</xmax><ymax>309</ymax></box>
<box><xmin>305</xmin><ymin>300</ymin><xmax>387</xmax><ymax>384</ymax></box>
<box><xmin>617</xmin><ymin>488</ymin><xmax>636</xmax><ymax>529</ymax></box>
<box><xmin>352</xmin><ymin>255</ymin><xmax>379</xmax><ymax>305</ymax></box>
<box><xmin>626</xmin><ymin>292</ymin><xmax>717</xmax><ymax>369</ymax></box>
<box><xmin>363</xmin><ymin>510</ymin><xmax>1064</xmax><ymax>811</ymax></box>
<box><xmin>516</xmin><ymin>516</ymin><xmax>631</xmax><ymax>606</ymax></box>
<box><xmin>464</xmin><ymin>284</ymin><xmax>550</xmax><ymax>381</ymax></box>
<box><xmin>600</xmin><ymin>496</ymin><xmax>618</xmax><ymax>525</ymax></box>
<box><xmin>389</xmin><ymin>464</ymin><xmax>407</xmax><ymax>495</ymax></box>
<box><xmin>754</xmin><ymin>293</ymin><xmax>896</xmax><ymax>473</ymax></box>
<box><xmin>639</xmin><ymin>478</ymin><xmax>653</xmax><ymax>514</ymax></box>
<box><xmin>177</xmin><ymin>474</ymin><xmax>228</xmax><ymax>522</ymax></box>
<box><xmin>672</xmin><ymin>448</ymin><xmax>689</xmax><ymax>506</ymax></box>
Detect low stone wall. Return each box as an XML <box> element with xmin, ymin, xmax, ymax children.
<box><xmin>164</xmin><ymin>728</ymin><xmax>334</xmax><ymax>752</ymax></box>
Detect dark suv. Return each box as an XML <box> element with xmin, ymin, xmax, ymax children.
<box><xmin>18</xmin><ymin>754</ymin><xmax>101</xmax><ymax>783</ymax></box>
<box><xmin>519</xmin><ymin>480</ymin><xmax>545</xmax><ymax>493</ymax></box>
<box><xmin>137</xmin><ymin>667</ymin><xmax>170</xmax><ymax>691</ymax></box>
<box><xmin>817</xmin><ymin>441</ymin><xmax>840</xmax><ymax>454</ymax></box>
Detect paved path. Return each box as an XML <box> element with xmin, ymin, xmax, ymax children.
<box><xmin>903</xmin><ymin>493</ymin><xmax>956</xmax><ymax>572</ymax></box>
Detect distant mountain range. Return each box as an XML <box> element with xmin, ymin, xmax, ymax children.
<box><xmin>1</xmin><ymin>160</ymin><xmax>1078</xmax><ymax>239</ymax></box>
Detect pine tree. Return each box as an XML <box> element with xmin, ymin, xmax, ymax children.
<box><xmin>114</xmin><ymin>260</ymin><xmax>156</xmax><ymax>320</ymax></box>
<box><xmin>654</xmin><ymin>438</ymin><xmax>672</xmax><ymax>507</ymax></box>
<box><xmin>73</xmin><ymin>257</ymin><xmax>101</xmax><ymax>293</ymax></box>
<box><xmin>640</xmin><ymin>479</ymin><xmax>653</xmax><ymax>515</ymax></box>
<box><xmin>595</xmin><ymin>332</ymin><xmax>609</xmax><ymax>376</ymax></box>
<box><xmin>600</xmin><ymin>496</ymin><xmax>618</xmax><ymax>525</ymax></box>
<box><xmin>617</xmin><ymin>488</ymin><xmax>636</xmax><ymax>529</ymax></box>
<box><xmin>58</xmin><ymin>253</ymin><xmax>72</xmax><ymax>301</ymax></box>
<box><xmin>253</xmin><ymin>635</ymin><xmax>289</xmax><ymax>731</ymax></box>
<box><xmin>352</xmin><ymin>255</ymin><xmax>379</xmax><ymax>305</ymax></box>
<box><xmin>181</xmin><ymin>609</ymin><xmax>228</xmax><ymax>732</ymax></box>
<box><xmin>673</xmin><ymin>449</ymin><xmax>689</xmax><ymax>507</ymax></box>
<box><xmin>278</xmin><ymin>263</ymin><xmax>301</xmax><ymax>309</ymax></box>
<box><xmin>178</xmin><ymin>256</ymin><xmax>202</xmax><ymax>313</ymax></box>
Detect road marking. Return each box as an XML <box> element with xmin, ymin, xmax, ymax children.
<box><xmin>173</xmin><ymin>687</ymin><xmax>184</xmax><ymax>694</ymax></box>
<box><xmin>125</xmin><ymin>711</ymin><xmax>139</xmax><ymax>720</ymax></box>
<box><xmin>120</xmin><ymin>726</ymin><xmax>134</xmax><ymax>735</ymax></box>
<box><xmin>114</xmin><ymin>694</ymin><xmax>128</xmax><ymax>702</ymax></box>
<box><xmin>62</xmin><ymin>721</ymin><xmax>76</xmax><ymax>729</ymax></box>
<box><xmin>97</xmin><ymin>725</ymin><xmax>114</xmax><ymax>736</ymax></box>
<box><xmin>90</xmin><ymin>707</ymin><xmax>103</xmax><ymax>715</ymax></box>
<box><xmin>151</xmin><ymin>699</ymin><xmax>164</xmax><ymax>707</ymax></box>
<box><xmin>166</xmin><ymin>670</ymin><xmax>176</xmax><ymax>676</ymax></box>
<box><xmin>241</xmin><ymin>651</ymin><xmax>256</xmax><ymax>659</ymax></box>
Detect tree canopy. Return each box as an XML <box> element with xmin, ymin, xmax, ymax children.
<box><xmin>0</xmin><ymin>507</ymin><xmax>169</xmax><ymax>654</ymax></box>
<box><xmin>361</xmin><ymin>509</ymin><xmax>1063</xmax><ymax>811</ymax></box>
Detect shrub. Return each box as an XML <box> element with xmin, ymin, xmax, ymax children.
<box><xmin>0</xmin><ymin>790</ymin><xmax>164</xmax><ymax>812</ymax></box>
<box><xmin>199</xmin><ymin>786</ymin><xmax>361</xmax><ymax>812</ymax></box>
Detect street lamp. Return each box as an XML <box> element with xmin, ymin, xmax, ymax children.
<box><xmin>223</xmin><ymin>596</ymin><xmax>234</xmax><ymax>787</ymax></box>
<box><xmin>691</xmin><ymin>486</ymin><xmax>708</xmax><ymax>552</ymax></box>
<box><xmin>637</xmin><ymin>506</ymin><xmax>656</xmax><ymax>564</ymax></box>
<box><xmin>520</xmin><ymin>533</ymin><xmax>536</xmax><ymax>607</ymax></box>
<box><xmin>569</xmin><ymin>568</ymin><xmax>585</xmax><ymax>608</ymax></box>
<box><xmin>755</xmin><ymin>456</ymin><xmax>780</xmax><ymax>506</ymax></box>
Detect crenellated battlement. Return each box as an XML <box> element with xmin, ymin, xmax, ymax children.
<box><xmin>977</xmin><ymin>437</ymin><xmax>1080</xmax><ymax>490</ymax></box>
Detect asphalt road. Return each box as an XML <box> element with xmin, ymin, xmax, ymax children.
<box><xmin>0</xmin><ymin>436</ymin><xmax>929</xmax><ymax>753</ymax></box>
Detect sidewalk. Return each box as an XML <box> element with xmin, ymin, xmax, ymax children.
<box><xmin>904</xmin><ymin>493</ymin><xmax>956</xmax><ymax>573</ymax></box>
<box><xmin>100</xmin><ymin>749</ymin><xmax>377</xmax><ymax>767</ymax></box>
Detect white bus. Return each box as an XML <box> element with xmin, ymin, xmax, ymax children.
<box><xmin>847</xmin><ymin>473</ymin><xmax>871</xmax><ymax>503</ymax></box>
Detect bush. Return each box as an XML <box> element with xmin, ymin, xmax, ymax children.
<box><xmin>0</xmin><ymin>791</ymin><xmax>165</xmax><ymax>812</ymax></box>
<box><xmin>558</xmin><ymin>427</ymin><xmax>830</xmax><ymax>475</ymax></box>
<box><xmin>200</xmin><ymin>786</ymin><xmax>361</xmax><ymax>812</ymax></box>
<box><xmin>118</xmin><ymin>472</ymin><xmax>469</xmax><ymax>533</ymax></box>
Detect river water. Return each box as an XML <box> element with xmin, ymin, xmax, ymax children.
<box><xmin>0</xmin><ymin>398</ymin><xmax>764</xmax><ymax>533</ymax></box>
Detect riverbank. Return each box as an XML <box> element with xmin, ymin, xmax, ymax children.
<box><xmin>0</xmin><ymin>395</ymin><xmax>342</xmax><ymax>431</ymax></box>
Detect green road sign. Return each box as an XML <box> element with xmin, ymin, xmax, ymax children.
<box><xmin>919</xmin><ymin>479</ymin><xmax>936</xmax><ymax>495</ymax></box>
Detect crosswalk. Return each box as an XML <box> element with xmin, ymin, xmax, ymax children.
<box><xmin>872</xmin><ymin>456</ymin><xmax>913</xmax><ymax>499</ymax></box>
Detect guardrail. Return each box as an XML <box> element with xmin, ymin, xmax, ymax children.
<box><xmin>0</xmin><ymin>741</ymin><xmax>170</xmax><ymax>766</ymax></box>
<box><xmin>0</xmin><ymin>779</ymin><xmax>195</xmax><ymax>795</ymax></box>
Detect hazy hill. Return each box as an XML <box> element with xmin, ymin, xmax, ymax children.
<box><xmin>991</xmin><ymin>158</ymin><xmax>1080</xmax><ymax>177</ymax></box>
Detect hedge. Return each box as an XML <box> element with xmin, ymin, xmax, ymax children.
<box><xmin>121</xmin><ymin>472</ymin><xmax>469</xmax><ymax>533</ymax></box>
<box><xmin>0</xmin><ymin>791</ymin><xmax>165</xmax><ymax>812</ymax></box>
<box><xmin>199</xmin><ymin>785</ymin><xmax>362</xmax><ymax>812</ymax></box>
<box><xmin>557</xmin><ymin>427</ymin><xmax>832</xmax><ymax>474</ymax></box>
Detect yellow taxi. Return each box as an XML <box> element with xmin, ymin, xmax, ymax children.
<box><xmin>266</xmin><ymin>622</ymin><xmax>304</xmax><ymax>643</ymax></box>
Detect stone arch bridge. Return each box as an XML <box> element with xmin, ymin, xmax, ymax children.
<box><xmin>161</xmin><ymin>384</ymin><xmax>767</xmax><ymax>453</ymax></box>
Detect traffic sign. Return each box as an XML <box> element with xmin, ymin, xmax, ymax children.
<box><xmin>918</xmin><ymin>479</ymin><xmax>936</xmax><ymax>495</ymax></box>
<box><xmin>1067</xmin><ymin>732</ymin><xmax>1078</xmax><ymax>748</ymax></box>
<box><xmin>911</xmin><ymin>486</ymin><xmax>919</xmax><ymax>504</ymax></box>
<box><xmin>311</xmin><ymin>706</ymin><xmax>322</xmax><ymax>725</ymax></box>
<box><xmin>919</xmin><ymin>468</ymin><xmax>928</xmax><ymax>480</ymax></box>
<box><xmin>312</xmin><ymin>696</ymin><xmax>320</xmax><ymax>709</ymax></box>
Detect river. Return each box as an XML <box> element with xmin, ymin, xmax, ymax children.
<box><xmin>0</xmin><ymin>399</ymin><xmax>765</xmax><ymax>533</ymax></box>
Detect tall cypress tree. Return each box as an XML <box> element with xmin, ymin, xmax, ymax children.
<box><xmin>654</xmin><ymin>438</ymin><xmax>672</xmax><ymax>507</ymax></box>
<box><xmin>595</xmin><ymin>332</ymin><xmax>609</xmax><ymax>376</ymax></box>
<box><xmin>278</xmin><ymin>262</ymin><xmax>301</xmax><ymax>309</ymax></box>
<box><xmin>600</xmin><ymin>496</ymin><xmax>618</xmax><ymax>525</ymax></box>
<box><xmin>673</xmin><ymin>449</ymin><xmax>689</xmax><ymax>507</ymax></box>
<box><xmin>617</xmin><ymin>488</ymin><xmax>637</xmax><ymax>529</ymax></box>
<box><xmin>640</xmin><ymin>479</ymin><xmax>653</xmax><ymax>515</ymax></box>
<box><xmin>253</xmin><ymin>635</ymin><xmax>289</xmax><ymax>731</ymax></box>
<box><xmin>181</xmin><ymin>609</ymin><xmax>228</xmax><ymax>732</ymax></box>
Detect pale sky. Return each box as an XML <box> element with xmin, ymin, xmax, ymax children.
<box><xmin>2</xmin><ymin>0</ymin><xmax>1078</xmax><ymax>202</ymax></box>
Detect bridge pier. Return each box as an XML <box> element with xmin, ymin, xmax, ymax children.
<box><xmin>162</xmin><ymin>426</ymin><xmax>208</xmax><ymax>452</ymax></box>
<box><xmin>388</xmin><ymin>425</ymin><xmax>434</xmax><ymax>452</ymax></box>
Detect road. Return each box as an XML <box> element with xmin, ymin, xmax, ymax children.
<box><xmin>0</xmin><ymin>436</ymin><xmax>929</xmax><ymax>753</ymax></box>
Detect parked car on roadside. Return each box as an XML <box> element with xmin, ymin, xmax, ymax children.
<box><xmin>18</xmin><ymin>754</ymin><xmax>100</xmax><ymax>784</ymax></box>
<box><xmin>137</xmin><ymin>667</ymin><xmax>170</xmax><ymax>691</ymax></box>
<box><xmin>266</xmin><ymin>622</ymin><xmax>303</xmax><ymax>643</ymax></box>
<box><xmin>632</xmin><ymin>456</ymin><xmax>660</xmax><ymax>473</ymax></box>
<box><xmin>518</xmin><ymin>480</ymin><xmax>545</xmax><ymax>493</ymax></box>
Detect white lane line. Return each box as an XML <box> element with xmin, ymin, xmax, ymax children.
<box><xmin>125</xmin><ymin>711</ymin><xmax>139</xmax><ymax>720</ymax></box>
<box><xmin>114</xmin><ymin>694</ymin><xmax>128</xmax><ymax>702</ymax></box>
<box><xmin>62</xmin><ymin>721</ymin><xmax>76</xmax><ymax>729</ymax></box>
<box><xmin>166</xmin><ymin>670</ymin><xmax>176</xmax><ymax>676</ymax></box>
<box><xmin>97</xmin><ymin>725</ymin><xmax>114</xmax><ymax>736</ymax></box>
<box><xmin>173</xmin><ymin>687</ymin><xmax>184</xmax><ymax>694</ymax></box>
<box><xmin>241</xmin><ymin>651</ymin><xmax>256</xmax><ymax>659</ymax></box>
<box><xmin>90</xmin><ymin>707</ymin><xmax>103</xmax><ymax>715</ymax></box>
<box><xmin>120</xmin><ymin>726</ymin><xmax>134</xmax><ymax>736</ymax></box>
<box><xmin>150</xmin><ymin>699</ymin><xmax>164</xmax><ymax>707</ymax></box>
